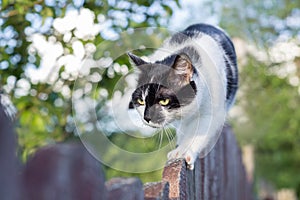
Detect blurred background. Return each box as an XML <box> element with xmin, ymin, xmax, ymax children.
<box><xmin>0</xmin><ymin>0</ymin><xmax>299</xmax><ymax>199</ymax></box>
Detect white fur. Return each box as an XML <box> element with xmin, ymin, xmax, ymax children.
<box><xmin>149</xmin><ymin>33</ymin><xmax>228</xmax><ymax>169</ymax></box>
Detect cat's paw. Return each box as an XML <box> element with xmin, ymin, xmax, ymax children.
<box><xmin>167</xmin><ymin>148</ymin><xmax>197</xmax><ymax>170</ymax></box>
<box><xmin>167</xmin><ymin>148</ymin><xmax>181</xmax><ymax>160</ymax></box>
<box><xmin>184</xmin><ymin>150</ymin><xmax>197</xmax><ymax>170</ymax></box>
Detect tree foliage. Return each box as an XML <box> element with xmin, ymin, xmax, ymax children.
<box><xmin>1</xmin><ymin>0</ymin><xmax>300</xmax><ymax>193</ymax></box>
<box><xmin>234</xmin><ymin>56</ymin><xmax>300</xmax><ymax>189</ymax></box>
<box><xmin>218</xmin><ymin>0</ymin><xmax>300</xmax><ymax>193</ymax></box>
<box><xmin>0</xmin><ymin>0</ymin><xmax>178</xmax><ymax>160</ymax></box>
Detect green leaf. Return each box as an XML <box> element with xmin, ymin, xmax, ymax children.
<box><xmin>32</xmin><ymin>115</ymin><xmax>46</xmax><ymax>132</ymax></box>
<box><xmin>2</xmin><ymin>0</ymin><xmax>9</xmax><ymax>8</ymax></box>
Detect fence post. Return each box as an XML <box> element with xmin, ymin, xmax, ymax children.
<box><xmin>0</xmin><ymin>102</ymin><xmax>19</xmax><ymax>200</ymax></box>
<box><xmin>156</xmin><ymin>125</ymin><xmax>254</xmax><ymax>200</ymax></box>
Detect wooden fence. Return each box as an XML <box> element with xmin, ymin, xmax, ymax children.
<box><xmin>0</xmin><ymin>103</ymin><xmax>253</xmax><ymax>200</ymax></box>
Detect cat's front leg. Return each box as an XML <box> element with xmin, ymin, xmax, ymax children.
<box><xmin>167</xmin><ymin>145</ymin><xmax>199</xmax><ymax>170</ymax></box>
<box><xmin>167</xmin><ymin>134</ymin><xmax>208</xmax><ymax>169</ymax></box>
<box><xmin>167</xmin><ymin>115</ymin><xmax>223</xmax><ymax>169</ymax></box>
<box><xmin>167</xmin><ymin>119</ymin><xmax>203</xmax><ymax>169</ymax></box>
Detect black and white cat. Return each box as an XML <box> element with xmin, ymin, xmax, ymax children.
<box><xmin>128</xmin><ymin>24</ymin><xmax>238</xmax><ymax>169</ymax></box>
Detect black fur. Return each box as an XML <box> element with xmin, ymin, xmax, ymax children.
<box><xmin>128</xmin><ymin>23</ymin><xmax>238</xmax><ymax>123</ymax></box>
<box><xmin>170</xmin><ymin>23</ymin><xmax>238</xmax><ymax>104</ymax></box>
<box><xmin>127</xmin><ymin>52</ymin><xmax>147</xmax><ymax>66</ymax></box>
<box><xmin>130</xmin><ymin>82</ymin><xmax>196</xmax><ymax>123</ymax></box>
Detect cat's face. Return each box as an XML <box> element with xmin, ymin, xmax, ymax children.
<box><xmin>128</xmin><ymin>53</ymin><xmax>197</xmax><ymax>128</ymax></box>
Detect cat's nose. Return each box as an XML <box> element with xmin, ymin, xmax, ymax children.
<box><xmin>144</xmin><ymin>116</ymin><xmax>151</xmax><ymax>123</ymax></box>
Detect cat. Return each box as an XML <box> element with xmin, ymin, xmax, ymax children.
<box><xmin>128</xmin><ymin>23</ymin><xmax>238</xmax><ymax>169</ymax></box>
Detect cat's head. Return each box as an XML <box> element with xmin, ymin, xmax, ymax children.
<box><xmin>128</xmin><ymin>52</ymin><xmax>197</xmax><ymax>128</ymax></box>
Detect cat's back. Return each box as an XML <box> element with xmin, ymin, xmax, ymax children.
<box><xmin>169</xmin><ymin>23</ymin><xmax>237</xmax><ymax>66</ymax></box>
<box><xmin>167</xmin><ymin>23</ymin><xmax>238</xmax><ymax>109</ymax></box>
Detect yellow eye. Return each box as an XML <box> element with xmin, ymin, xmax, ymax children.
<box><xmin>137</xmin><ymin>98</ymin><xmax>145</xmax><ymax>105</ymax></box>
<box><xmin>159</xmin><ymin>99</ymin><xmax>170</xmax><ymax>106</ymax></box>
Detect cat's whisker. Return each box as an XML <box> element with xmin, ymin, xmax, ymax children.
<box><xmin>158</xmin><ymin>129</ymin><xmax>163</xmax><ymax>150</ymax></box>
<box><xmin>167</xmin><ymin>123</ymin><xmax>177</xmax><ymax>129</ymax></box>
<box><xmin>164</xmin><ymin>127</ymin><xmax>176</xmax><ymax>150</ymax></box>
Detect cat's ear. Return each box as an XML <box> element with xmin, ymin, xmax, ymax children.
<box><xmin>127</xmin><ymin>52</ymin><xmax>148</xmax><ymax>66</ymax></box>
<box><xmin>128</xmin><ymin>101</ymin><xmax>134</xmax><ymax>109</ymax></box>
<box><xmin>169</xmin><ymin>53</ymin><xmax>193</xmax><ymax>86</ymax></box>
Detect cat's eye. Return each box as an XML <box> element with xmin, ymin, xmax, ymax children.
<box><xmin>159</xmin><ymin>99</ymin><xmax>170</xmax><ymax>106</ymax></box>
<box><xmin>137</xmin><ymin>98</ymin><xmax>145</xmax><ymax>105</ymax></box>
